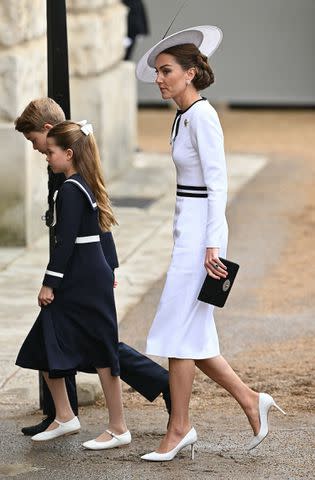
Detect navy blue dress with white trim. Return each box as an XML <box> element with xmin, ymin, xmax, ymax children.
<box><xmin>16</xmin><ymin>173</ymin><xmax>120</xmax><ymax>377</ymax></box>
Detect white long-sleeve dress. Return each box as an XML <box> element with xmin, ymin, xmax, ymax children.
<box><xmin>146</xmin><ymin>98</ymin><xmax>228</xmax><ymax>359</ymax></box>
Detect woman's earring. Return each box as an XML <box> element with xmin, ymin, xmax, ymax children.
<box><xmin>186</xmin><ymin>80</ymin><xmax>190</xmax><ymax>86</ymax></box>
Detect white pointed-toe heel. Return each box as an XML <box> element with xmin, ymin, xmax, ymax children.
<box><xmin>141</xmin><ymin>427</ymin><xmax>197</xmax><ymax>462</ymax></box>
<box><xmin>247</xmin><ymin>393</ymin><xmax>286</xmax><ymax>451</ymax></box>
<box><xmin>82</xmin><ymin>430</ymin><xmax>131</xmax><ymax>450</ymax></box>
<box><xmin>31</xmin><ymin>416</ymin><xmax>81</xmax><ymax>442</ymax></box>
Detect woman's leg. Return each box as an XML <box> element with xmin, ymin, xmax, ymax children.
<box><xmin>157</xmin><ymin>358</ymin><xmax>195</xmax><ymax>453</ymax></box>
<box><xmin>195</xmin><ymin>356</ymin><xmax>260</xmax><ymax>434</ymax></box>
<box><xmin>42</xmin><ymin>372</ymin><xmax>76</xmax><ymax>431</ymax></box>
<box><xmin>94</xmin><ymin>368</ymin><xmax>128</xmax><ymax>441</ymax></box>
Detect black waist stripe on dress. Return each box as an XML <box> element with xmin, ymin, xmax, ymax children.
<box><xmin>176</xmin><ymin>185</ymin><xmax>208</xmax><ymax>198</ymax></box>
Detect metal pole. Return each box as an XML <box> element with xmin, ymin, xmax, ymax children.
<box><xmin>41</xmin><ymin>0</ymin><xmax>71</xmax><ymax>410</ymax></box>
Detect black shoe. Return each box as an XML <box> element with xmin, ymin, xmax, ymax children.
<box><xmin>162</xmin><ymin>387</ymin><xmax>171</xmax><ymax>415</ymax></box>
<box><xmin>21</xmin><ymin>417</ymin><xmax>54</xmax><ymax>436</ymax></box>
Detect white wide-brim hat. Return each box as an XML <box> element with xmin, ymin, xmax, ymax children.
<box><xmin>136</xmin><ymin>25</ymin><xmax>223</xmax><ymax>83</ymax></box>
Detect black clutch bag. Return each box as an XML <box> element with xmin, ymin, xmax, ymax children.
<box><xmin>198</xmin><ymin>258</ymin><xmax>240</xmax><ymax>308</ymax></box>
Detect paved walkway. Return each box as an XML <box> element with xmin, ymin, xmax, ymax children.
<box><xmin>1</xmin><ymin>108</ymin><xmax>314</xmax><ymax>479</ymax></box>
<box><xmin>0</xmin><ymin>151</ymin><xmax>267</xmax><ymax>411</ymax></box>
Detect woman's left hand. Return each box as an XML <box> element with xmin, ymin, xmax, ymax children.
<box><xmin>204</xmin><ymin>248</ymin><xmax>228</xmax><ymax>280</ymax></box>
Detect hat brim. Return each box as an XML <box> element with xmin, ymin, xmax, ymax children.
<box><xmin>136</xmin><ymin>25</ymin><xmax>223</xmax><ymax>83</ymax></box>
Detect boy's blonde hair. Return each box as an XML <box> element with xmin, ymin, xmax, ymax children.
<box><xmin>14</xmin><ymin>97</ymin><xmax>65</xmax><ymax>133</ymax></box>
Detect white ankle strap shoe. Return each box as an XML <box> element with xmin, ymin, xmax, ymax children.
<box><xmin>31</xmin><ymin>416</ymin><xmax>81</xmax><ymax>442</ymax></box>
<box><xmin>82</xmin><ymin>430</ymin><xmax>131</xmax><ymax>450</ymax></box>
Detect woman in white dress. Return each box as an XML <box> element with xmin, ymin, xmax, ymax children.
<box><xmin>136</xmin><ymin>26</ymin><xmax>285</xmax><ymax>461</ymax></box>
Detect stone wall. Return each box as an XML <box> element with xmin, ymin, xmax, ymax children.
<box><xmin>0</xmin><ymin>0</ymin><xmax>136</xmax><ymax>246</ymax></box>
<box><xmin>0</xmin><ymin>0</ymin><xmax>47</xmax><ymax>245</ymax></box>
<box><xmin>67</xmin><ymin>0</ymin><xmax>137</xmax><ymax>182</ymax></box>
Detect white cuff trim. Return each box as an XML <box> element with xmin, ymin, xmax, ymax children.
<box><xmin>45</xmin><ymin>270</ymin><xmax>64</xmax><ymax>278</ymax></box>
<box><xmin>75</xmin><ymin>235</ymin><xmax>100</xmax><ymax>244</ymax></box>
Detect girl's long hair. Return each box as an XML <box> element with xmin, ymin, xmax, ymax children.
<box><xmin>47</xmin><ymin>121</ymin><xmax>117</xmax><ymax>231</ymax></box>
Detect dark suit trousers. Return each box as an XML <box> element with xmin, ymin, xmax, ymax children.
<box><xmin>119</xmin><ymin>342</ymin><xmax>169</xmax><ymax>401</ymax></box>
<box><xmin>42</xmin><ymin>342</ymin><xmax>169</xmax><ymax>417</ymax></box>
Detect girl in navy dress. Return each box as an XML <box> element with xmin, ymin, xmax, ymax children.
<box><xmin>16</xmin><ymin>121</ymin><xmax>131</xmax><ymax>450</ymax></box>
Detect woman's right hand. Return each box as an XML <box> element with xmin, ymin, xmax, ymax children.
<box><xmin>204</xmin><ymin>247</ymin><xmax>228</xmax><ymax>280</ymax></box>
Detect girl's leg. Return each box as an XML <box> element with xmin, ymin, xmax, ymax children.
<box><xmin>156</xmin><ymin>358</ymin><xmax>195</xmax><ymax>453</ymax></box>
<box><xmin>94</xmin><ymin>368</ymin><xmax>128</xmax><ymax>442</ymax></box>
<box><xmin>42</xmin><ymin>372</ymin><xmax>76</xmax><ymax>431</ymax></box>
<box><xmin>195</xmin><ymin>356</ymin><xmax>260</xmax><ymax>434</ymax></box>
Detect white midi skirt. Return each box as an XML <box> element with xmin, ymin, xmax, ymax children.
<box><xmin>146</xmin><ymin>195</ymin><xmax>228</xmax><ymax>359</ymax></box>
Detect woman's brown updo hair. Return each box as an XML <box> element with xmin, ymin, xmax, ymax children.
<box><xmin>160</xmin><ymin>43</ymin><xmax>214</xmax><ymax>91</ymax></box>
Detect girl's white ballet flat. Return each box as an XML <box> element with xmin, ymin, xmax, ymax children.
<box><xmin>141</xmin><ymin>427</ymin><xmax>197</xmax><ymax>462</ymax></box>
<box><xmin>82</xmin><ymin>430</ymin><xmax>131</xmax><ymax>450</ymax></box>
<box><xmin>247</xmin><ymin>393</ymin><xmax>286</xmax><ymax>451</ymax></box>
<box><xmin>31</xmin><ymin>416</ymin><xmax>81</xmax><ymax>442</ymax></box>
